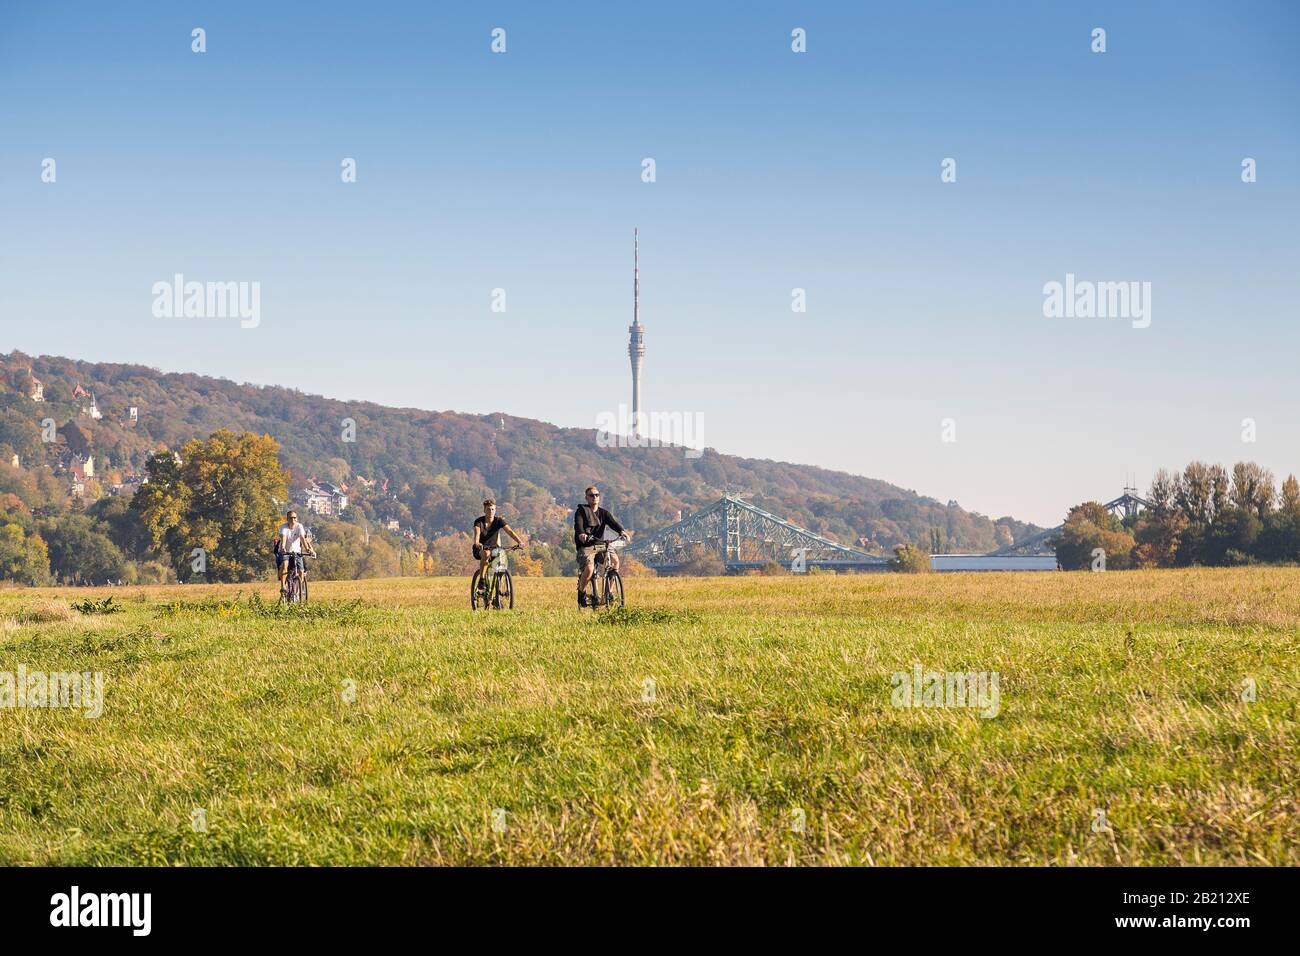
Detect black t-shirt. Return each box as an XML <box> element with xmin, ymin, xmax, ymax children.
<box><xmin>573</xmin><ymin>505</ymin><xmax>625</xmax><ymax>548</ymax></box>
<box><xmin>474</xmin><ymin>515</ymin><xmax>506</xmax><ymax>547</ymax></box>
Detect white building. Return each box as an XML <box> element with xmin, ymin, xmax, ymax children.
<box><xmin>70</xmin><ymin>454</ymin><xmax>95</xmax><ymax>480</ymax></box>
<box><xmin>931</xmin><ymin>554</ymin><xmax>1058</xmax><ymax>572</ymax></box>
<box><xmin>303</xmin><ymin>481</ymin><xmax>348</xmax><ymax>517</ymax></box>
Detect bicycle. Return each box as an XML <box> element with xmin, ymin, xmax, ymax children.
<box><xmin>471</xmin><ymin>544</ymin><xmax>520</xmax><ymax>610</ymax></box>
<box><xmin>278</xmin><ymin>549</ymin><xmax>315</xmax><ymax>606</ymax></box>
<box><xmin>583</xmin><ymin>539</ymin><xmax>626</xmax><ymax>609</ymax></box>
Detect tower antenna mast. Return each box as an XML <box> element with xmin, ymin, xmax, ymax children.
<box><xmin>628</xmin><ymin>228</ymin><xmax>646</xmax><ymax>438</ymax></box>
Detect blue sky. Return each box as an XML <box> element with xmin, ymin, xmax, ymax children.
<box><xmin>1</xmin><ymin>1</ymin><xmax>1297</xmax><ymax>525</ymax></box>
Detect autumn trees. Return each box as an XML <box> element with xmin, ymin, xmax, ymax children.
<box><xmin>1054</xmin><ymin>502</ymin><xmax>1136</xmax><ymax>570</ymax></box>
<box><xmin>1057</xmin><ymin>461</ymin><xmax>1300</xmax><ymax>570</ymax></box>
<box><xmin>132</xmin><ymin>430</ymin><xmax>287</xmax><ymax>582</ymax></box>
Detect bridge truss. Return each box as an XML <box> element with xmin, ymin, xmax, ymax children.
<box><xmin>630</xmin><ymin>495</ymin><xmax>889</xmax><ymax>572</ymax></box>
<box><xmin>989</xmin><ymin>489</ymin><xmax>1153</xmax><ymax>556</ymax></box>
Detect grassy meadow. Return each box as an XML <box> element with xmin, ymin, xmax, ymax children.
<box><xmin>0</xmin><ymin>569</ymin><xmax>1296</xmax><ymax>866</ymax></box>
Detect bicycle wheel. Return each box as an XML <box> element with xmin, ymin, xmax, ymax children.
<box><xmin>470</xmin><ymin>570</ymin><xmax>484</xmax><ymax>610</ymax></box>
<box><xmin>603</xmin><ymin>570</ymin><xmax>624</xmax><ymax>608</ymax></box>
<box><xmin>300</xmin><ymin>574</ymin><xmax>308</xmax><ymax>605</ymax></box>
<box><xmin>495</xmin><ymin>571</ymin><xmax>513</xmax><ymax>610</ymax></box>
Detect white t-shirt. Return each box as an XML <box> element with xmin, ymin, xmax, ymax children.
<box><xmin>278</xmin><ymin>522</ymin><xmax>309</xmax><ymax>554</ymax></box>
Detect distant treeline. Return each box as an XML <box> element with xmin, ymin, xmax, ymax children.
<box><xmin>0</xmin><ymin>350</ymin><xmax>1045</xmax><ymax>579</ymax></box>
<box><xmin>1056</xmin><ymin>461</ymin><xmax>1300</xmax><ymax>569</ymax></box>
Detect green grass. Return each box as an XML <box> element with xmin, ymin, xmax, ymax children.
<box><xmin>0</xmin><ymin>569</ymin><xmax>1296</xmax><ymax>865</ymax></box>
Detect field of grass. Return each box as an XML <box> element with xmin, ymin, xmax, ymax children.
<box><xmin>0</xmin><ymin>569</ymin><xmax>1296</xmax><ymax>866</ymax></box>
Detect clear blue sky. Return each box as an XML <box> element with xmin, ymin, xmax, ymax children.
<box><xmin>1</xmin><ymin>1</ymin><xmax>1297</xmax><ymax>526</ymax></box>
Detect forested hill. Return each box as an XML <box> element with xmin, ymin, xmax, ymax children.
<box><xmin>0</xmin><ymin>351</ymin><xmax>1040</xmax><ymax>553</ymax></box>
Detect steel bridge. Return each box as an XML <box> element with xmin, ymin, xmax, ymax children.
<box><xmin>630</xmin><ymin>495</ymin><xmax>889</xmax><ymax>572</ymax></box>
<box><xmin>989</xmin><ymin>489</ymin><xmax>1153</xmax><ymax>556</ymax></box>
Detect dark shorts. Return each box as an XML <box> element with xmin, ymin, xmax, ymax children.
<box><xmin>472</xmin><ymin>544</ymin><xmax>484</xmax><ymax>561</ymax></box>
<box><xmin>277</xmin><ymin>553</ymin><xmax>306</xmax><ymax>573</ymax></box>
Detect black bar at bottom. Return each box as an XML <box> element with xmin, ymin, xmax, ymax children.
<box><xmin>0</xmin><ymin>866</ymin><xmax>1286</xmax><ymax>942</ymax></box>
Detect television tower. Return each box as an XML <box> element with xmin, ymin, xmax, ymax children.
<box><xmin>628</xmin><ymin>228</ymin><xmax>646</xmax><ymax>437</ymax></box>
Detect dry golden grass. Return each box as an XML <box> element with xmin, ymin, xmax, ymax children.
<box><xmin>0</xmin><ymin>568</ymin><xmax>1295</xmax><ymax>865</ymax></box>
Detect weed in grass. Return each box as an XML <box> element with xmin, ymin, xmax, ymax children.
<box><xmin>72</xmin><ymin>597</ymin><xmax>124</xmax><ymax>616</ymax></box>
<box><xmin>154</xmin><ymin>595</ymin><xmax>367</xmax><ymax>622</ymax></box>
<box><xmin>595</xmin><ymin>606</ymin><xmax>700</xmax><ymax>626</ymax></box>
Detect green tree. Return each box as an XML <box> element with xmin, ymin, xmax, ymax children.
<box><xmin>1279</xmin><ymin>474</ymin><xmax>1300</xmax><ymax>515</ymax></box>
<box><xmin>87</xmin><ymin>495</ymin><xmax>154</xmax><ymax>560</ymax></box>
<box><xmin>40</xmin><ymin>514</ymin><xmax>126</xmax><ymax>584</ymax></box>
<box><xmin>0</xmin><ymin>409</ymin><xmax>42</xmax><ymax>462</ymax></box>
<box><xmin>0</xmin><ymin>520</ymin><xmax>50</xmax><ymax>584</ymax></box>
<box><xmin>132</xmin><ymin>431</ymin><xmax>287</xmax><ymax>582</ymax></box>
<box><xmin>1133</xmin><ymin>510</ymin><xmax>1187</xmax><ymax>568</ymax></box>
<box><xmin>1229</xmin><ymin>462</ymin><xmax>1275</xmax><ymax>518</ymax></box>
<box><xmin>356</xmin><ymin>534</ymin><xmax>400</xmax><ymax>578</ymax></box>
<box><xmin>1175</xmin><ymin>462</ymin><xmax>1215</xmax><ymax>524</ymax></box>
<box><xmin>312</xmin><ymin>521</ymin><xmax>370</xmax><ymax>580</ymax></box>
<box><xmin>1055</xmin><ymin>502</ymin><xmax>1135</xmax><ymax>570</ymax></box>
<box><xmin>1258</xmin><ymin>508</ymin><xmax>1300</xmax><ymax>563</ymax></box>
<box><xmin>1205</xmin><ymin>506</ymin><xmax>1261</xmax><ymax>565</ymax></box>
<box><xmin>891</xmin><ymin>543</ymin><xmax>932</xmax><ymax>573</ymax></box>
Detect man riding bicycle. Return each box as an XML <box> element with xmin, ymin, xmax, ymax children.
<box><xmin>574</xmin><ymin>486</ymin><xmax>629</xmax><ymax>607</ymax></box>
<box><xmin>273</xmin><ymin>509</ymin><xmax>315</xmax><ymax>598</ymax></box>
<box><xmin>472</xmin><ymin>498</ymin><xmax>525</xmax><ymax>598</ymax></box>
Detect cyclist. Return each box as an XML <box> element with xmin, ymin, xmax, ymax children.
<box><xmin>273</xmin><ymin>509</ymin><xmax>315</xmax><ymax>599</ymax></box>
<box><xmin>574</xmin><ymin>486</ymin><xmax>629</xmax><ymax>607</ymax></box>
<box><xmin>472</xmin><ymin>498</ymin><xmax>525</xmax><ymax>599</ymax></box>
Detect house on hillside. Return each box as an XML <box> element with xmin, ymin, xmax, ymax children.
<box><xmin>71</xmin><ymin>384</ymin><xmax>102</xmax><ymax>419</ymax></box>
<box><xmin>110</xmin><ymin>474</ymin><xmax>146</xmax><ymax>497</ymax></box>
<box><xmin>70</xmin><ymin>454</ymin><xmax>95</xmax><ymax>481</ymax></box>
<box><xmin>303</xmin><ymin>480</ymin><xmax>348</xmax><ymax>516</ymax></box>
<box><xmin>27</xmin><ymin>369</ymin><xmax>43</xmax><ymax>402</ymax></box>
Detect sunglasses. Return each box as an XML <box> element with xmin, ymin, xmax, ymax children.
<box><xmin>586</xmin><ymin>493</ymin><xmax>599</xmax><ymax>498</ymax></box>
